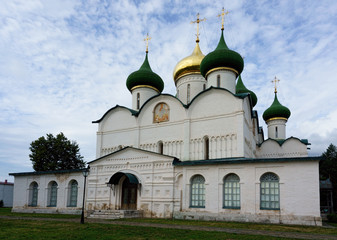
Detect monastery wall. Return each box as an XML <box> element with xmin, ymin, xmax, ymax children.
<box><xmin>174</xmin><ymin>160</ymin><xmax>321</xmax><ymax>226</ymax></box>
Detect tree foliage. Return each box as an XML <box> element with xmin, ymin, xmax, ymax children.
<box><xmin>320</xmin><ymin>143</ymin><xmax>337</xmax><ymax>212</ymax></box>
<box><xmin>29</xmin><ymin>132</ymin><xmax>85</xmax><ymax>171</ymax></box>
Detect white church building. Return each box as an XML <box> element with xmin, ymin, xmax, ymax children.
<box><xmin>10</xmin><ymin>13</ymin><xmax>322</xmax><ymax>226</ymax></box>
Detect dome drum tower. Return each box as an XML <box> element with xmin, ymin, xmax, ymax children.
<box><xmin>173</xmin><ymin>42</ymin><xmax>206</xmax><ymax>104</ymax></box>
<box><xmin>263</xmin><ymin>79</ymin><xmax>291</xmax><ymax>140</ymax></box>
<box><xmin>126</xmin><ymin>35</ymin><xmax>164</xmax><ymax>110</ymax></box>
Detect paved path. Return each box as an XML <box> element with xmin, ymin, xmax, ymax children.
<box><xmin>1</xmin><ymin>215</ymin><xmax>337</xmax><ymax>240</ymax></box>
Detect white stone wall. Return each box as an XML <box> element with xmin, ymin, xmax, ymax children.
<box><xmin>87</xmin><ymin>148</ymin><xmax>176</xmax><ymax>218</ymax></box>
<box><xmin>96</xmin><ymin>88</ymin><xmax>260</xmax><ymax>161</ymax></box>
<box><xmin>267</xmin><ymin>119</ymin><xmax>287</xmax><ymax>139</ymax></box>
<box><xmin>206</xmin><ymin>69</ymin><xmax>236</xmax><ymax>93</ymax></box>
<box><xmin>256</xmin><ymin>138</ymin><xmax>308</xmax><ymax>158</ymax></box>
<box><xmin>12</xmin><ymin>172</ymin><xmax>85</xmax><ymax>214</ymax></box>
<box><xmin>174</xmin><ymin>160</ymin><xmax>321</xmax><ymax>226</ymax></box>
<box><xmin>175</xmin><ymin>74</ymin><xmax>206</xmax><ymax>104</ymax></box>
<box><xmin>132</xmin><ymin>87</ymin><xmax>158</xmax><ymax>110</ymax></box>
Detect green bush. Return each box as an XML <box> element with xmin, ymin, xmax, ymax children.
<box><xmin>327</xmin><ymin>213</ymin><xmax>337</xmax><ymax>223</ymax></box>
<box><xmin>0</xmin><ymin>200</ymin><xmax>3</xmax><ymax>207</ymax></box>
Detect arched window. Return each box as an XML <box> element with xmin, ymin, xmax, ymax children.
<box><xmin>48</xmin><ymin>181</ymin><xmax>58</xmax><ymax>207</ymax></box>
<box><xmin>275</xmin><ymin>126</ymin><xmax>278</xmax><ymax>138</ymax></box>
<box><xmin>203</xmin><ymin>84</ymin><xmax>206</xmax><ymax>90</ymax></box>
<box><xmin>137</xmin><ymin>93</ymin><xmax>140</xmax><ymax>110</ymax></box>
<box><xmin>260</xmin><ymin>173</ymin><xmax>280</xmax><ymax>210</ymax></box>
<box><xmin>223</xmin><ymin>174</ymin><xmax>240</xmax><ymax>209</ymax></box>
<box><xmin>158</xmin><ymin>141</ymin><xmax>163</xmax><ymax>154</ymax></box>
<box><xmin>28</xmin><ymin>182</ymin><xmax>38</xmax><ymax>207</ymax></box>
<box><xmin>217</xmin><ymin>75</ymin><xmax>220</xmax><ymax>87</ymax></box>
<box><xmin>187</xmin><ymin>84</ymin><xmax>191</xmax><ymax>104</ymax></box>
<box><xmin>68</xmin><ymin>180</ymin><xmax>78</xmax><ymax>207</ymax></box>
<box><xmin>204</xmin><ymin>136</ymin><xmax>209</xmax><ymax>160</ymax></box>
<box><xmin>190</xmin><ymin>175</ymin><xmax>205</xmax><ymax>208</ymax></box>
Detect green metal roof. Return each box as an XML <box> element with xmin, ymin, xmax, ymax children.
<box><xmin>126</xmin><ymin>52</ymin><xmax>164</xmax><ymax>93</ymax></box>
<box><xmin>258</xmin><ymin>136</ymin><xmax>310</xmax><ymax>147</ymax></box>
<box><xmin>263</xmin><ymin>92</ymin><xmax>291</xmax><ymax>121</ymax></box>
<box><xmin>236</xmin><ymin>75</ymin><xmax>257</xmax><ymax>107</ymax></box>
<box><xmin>200</xmin><ymin>30</ymin><xmax>244</xmax><ymax>77</ymax></box>
<box><xmin>173</xmin><ymin>156</ymin><xmax>321</xmax><ymax>166</ymax></box>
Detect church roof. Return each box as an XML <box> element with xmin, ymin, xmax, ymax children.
<box><xmin>93</xmin><ymin>87</ymin><xmax>256</xmax><ymax>124</ymax></box>
<box><xmin>258</xmin><ymin>136</ymin><xmax>310</xmax><ymax>147</ymax></box>
<box><xmin>263</xmin><ymin>92</ymin><xmax>291</xmax><ymax>121</ymax></box>
<box><xmin>236</xmin><ymin>75</ymin><xmax>257</xmax><ymax>107</ymax></box>
<box><xmin>126</xmin><ymin>52</ymin><xmax>164</xmax><ymax>93</ymax></box>
<box><xmin>88</xmin><ymin>146</ymin><xmax>178</xmax><ymax>164</ymax></box>
<box><xmin>200</xmin><ymin>29</ymin><xmax>244</xmax><ymax>78</ymax></box>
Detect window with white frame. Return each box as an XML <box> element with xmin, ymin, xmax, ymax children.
<box><xmin>68</xmin><ymin>180</ymin><xmax>78</xmax><ymax>207</ymax></box>
<box><xmin>223</xmin><ymin>174</ymin><xmax>240</xmax><ymax>209</ymax></box>
<box><xmin>29</xmin><ymin>182</ymin><xmax>38</xmax><ymax>207</ymax></box>
<box><xmin>190</xmin><ymin>175</ymin><xmax>205</xmax><ymax>208</ymax></box>
<box><xmin>260</xmin><ymin>172</ymin><xmax>280</xmax><ymax>210</ymax></box>
<box><xmin>48</xmin><ymin>181</ymin><xmax>58</xmax><ymax>207</ymax></box>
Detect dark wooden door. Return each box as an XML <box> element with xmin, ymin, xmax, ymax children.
<box><xmin>121</xmin><ymin>178</ymin><xmax>137</xmax><ymax>210</ymax></box>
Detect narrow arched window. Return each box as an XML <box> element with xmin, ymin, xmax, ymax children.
<box><xmin>217</xmin><ymin>75</ymin><xmax>220</xmax><ymax>87</ymax></box>
<box><xmin>29</xmin><ymin>182</ymin><xmax>38</xmax><ymax>207</ymax></box>
<box><xmin>275</xmin><ymin>126</ymin><xmax>278</xmax><ymax>138</ymax></box>
<box><xmin>204</xmin><ymin>136</ymin><xmax>209</xmax><ymax>160</ymax></box>
<box><xmin>48</xmin><ymin>181</ymin><xmax>58</xmax><ymax>207</ymax></box>
<box><xmin>68</xmin><ymin>180</ymin><xmax>78</xmax><ymax>207</ymax></box>
<box><xmin>190</xmin><ymin>175</ymin><xmax>205</xmax><ymax>208</ymax></box>
<box><xmin>137</xmin><ymin>93</ymin><xmax>140</xmax><ymax>110</ymax></box>
<box><xmin>223</xmin><ymin>174</ymin><xmax>240</xmax><ymax>209</ymax></box>
<box><xmin>187</xmin><ymin>84</ymin><xmax>191</xmax><ymax>104</ymax></box>
<box><xmin>203</xmin><ymin>84</ymin><xmax>206</xmax><ymax>90</ymax></box>
<box><xmin>158</xmin><ymin>141</ymin><xmax>163</xmax><ymax>154</ymax></box>
<box><xmin>260</xmin><ymin>173</ymin><xmax>280</xmax><ymax>210</ymax></box>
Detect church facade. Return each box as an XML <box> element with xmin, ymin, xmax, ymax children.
<box><xmin>10</xmin><ymin>13</ymin><xmax>321</xmax><ymax>226</ymax></box>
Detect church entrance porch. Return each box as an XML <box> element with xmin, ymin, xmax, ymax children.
<box><xmin>108</xmin><ymin>172</ymin><xmax>140</xmax><ymax>210</ymax></box>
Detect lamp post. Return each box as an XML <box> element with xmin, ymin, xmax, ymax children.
<box><xmin>81</xmin><ymin>167</ymin><xmax>90</xmax><ymax>224</ymax></box>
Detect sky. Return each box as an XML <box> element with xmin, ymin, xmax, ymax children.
<box><xmin>1</xmin><ymin>0</ymin><xmax>337</xmax><ymax>182</ymax></box>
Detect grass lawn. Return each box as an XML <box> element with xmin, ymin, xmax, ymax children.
<box><xmin>1</xmin><ymin>207</ymin><xmax>336</xmax><ymax>239</ymax></box>
<box><xmin>0</xmin><ymin>218</ymin><xmax>294</xmax><ymax>240</ymax></box>
<box><xmin>0</xmin><ymin>207</ymin><xmax>79</xmax><ymax>219</ymax></box>
<box><xmin>115</xmin><ymin>217</ymin><xmax>337</xmax><ymax>236</ymax></box>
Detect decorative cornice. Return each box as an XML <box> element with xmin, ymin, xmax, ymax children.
<box><xmin>205</xmin><ymin>67</ymin><xmax>238</xmax><ymax>79</ymax></box>
<box><xmin>175</xmin><ymin>70</ymin><xmax>202</xmax><ymax>84</ymax></box>
<box><xmin>266</xmin><ymin>117</ymin><xmax>288</xmax><ymax>123</ymax></box>
<box><xmin>131</xmin><ymin>85</ymin><xmax>160</xmax><ymax>93</ymax></box>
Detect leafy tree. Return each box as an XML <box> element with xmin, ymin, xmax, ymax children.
<box><xmin>29</xmin><ymin>132</ymin><xmax>85</xmax><ymax>171</ymax></box>
<box><xmin>320</xmin><ymin>143</ymin><xmax>337</xmax><ymax>212</ymax></box>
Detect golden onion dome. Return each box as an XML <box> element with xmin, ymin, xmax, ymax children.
<box><xmin>173</xmin><ymin>42</ymin><xmax>205</xmax><ymax>84</ymax></box>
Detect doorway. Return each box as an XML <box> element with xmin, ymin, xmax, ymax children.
<box><xmin>121</xmin><ymin>177</ymin><xmax>137</xmax><ymax>210</ymax></box>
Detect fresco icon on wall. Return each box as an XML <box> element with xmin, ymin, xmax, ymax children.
<box><xmin>154</xmin><ymin>103</ymin><xmax>169</xmax><ymax>123</ymax></box>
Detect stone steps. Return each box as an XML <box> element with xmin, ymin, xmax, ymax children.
<box><xmin>88</xmin><ymin>210</ymin><xmax>143</xmax><ymax>220</ymax></box>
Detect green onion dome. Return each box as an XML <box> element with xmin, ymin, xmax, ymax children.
<box><xmin>236</xmin><ymin>75</ymin><xmax>257</xmax><ymax>107</ymax></box>
<box><xmin>200</xmin><ymin>29</ymin><xmax>244</xmax><ymax>78</ymax></box>
<box><xmin>126</xmin><ymin>52</ymin><xmax>164</xmax><ymax>93</ymax></box>
<box><xmin>263</xmin><ymin>92</ymin><xmax>291</xmax><ymax>122</ymax></box>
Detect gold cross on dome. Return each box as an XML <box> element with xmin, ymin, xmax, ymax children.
<box><xmin>191</xmin><ymin>13</ymin><xmax>206</xmax><ymax>42</ymax></box>
<box><xmin>218</xmin><ymin>7</ymin><xmax>229</xmax><ymax>30</ymax></box>
<box><xmin>271</xmin><ymin>76</ymin><xmax>280</xmax><ymax>93</ymax></box>
<box><xmin>144</xmin><ymin>33</ymin><xmax>151</xmax><ymax>53</ymax></box>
